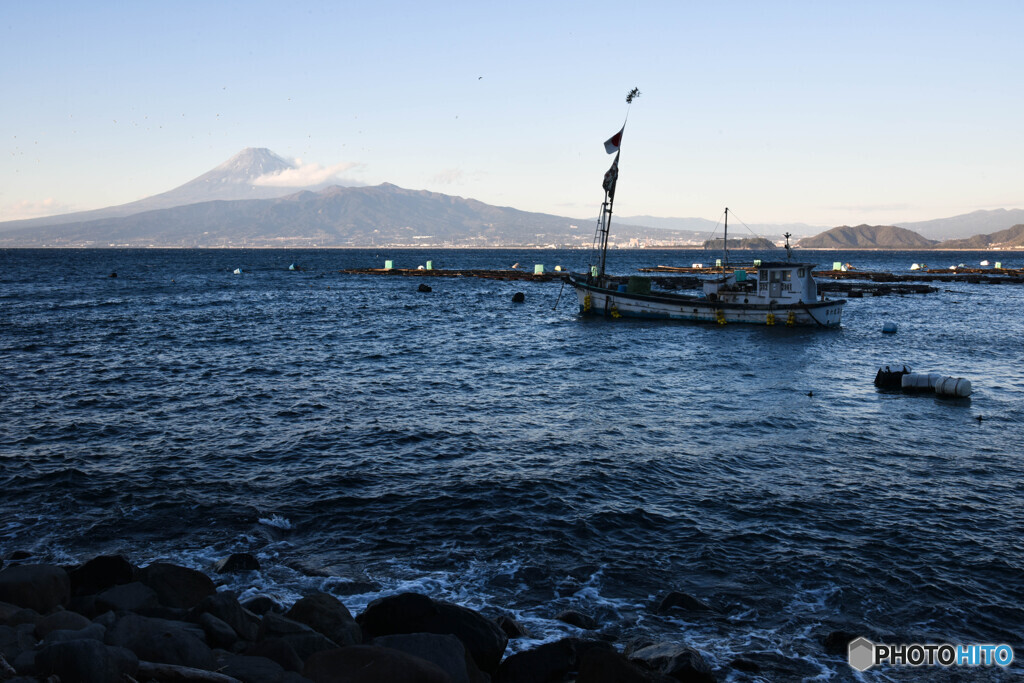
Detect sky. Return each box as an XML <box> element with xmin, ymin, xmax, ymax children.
<box><xmin>2</xmin><ymin>1</ymin><xmax>1022</xmax><ymax>226</ymax></box>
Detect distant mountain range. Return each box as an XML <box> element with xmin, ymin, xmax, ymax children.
<box><xmin>2</xmin><ymin>148</ymin><xmax>1023</xmax><ymax>249</ymax></box>
<box><xmin>796</xmin><ymin>223</ymin><xmax>1024</xmax><ymax>249</ymax></box>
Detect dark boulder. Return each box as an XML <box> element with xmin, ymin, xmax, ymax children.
<box><xmin>105</xmin><ymin>613</ymin><xmax>215</xmax><ymax>670</ymax></box>
<box><xmin>512</xmin><ymin>292</ymin><xmax>525</xmax><ymax>303</ymax></box>
<box><xmin>628</xmin><ymin>643</ymin><xmax>715</xmax><ymax>683</ymax></box>
<box><xmin>258</xmin><ymin>612</ymin><xmax>338</xmax><ymax>662</ymax></box>
<box><xmin>357</xmin><ymin>592</ymin><xmax>507</xmax><ymax>675</ymax></box>
<box><xmin>304</xmin><ymin>645</ymin><xmax>452</xmax><ymax>683</ymax></box>
<box><xmin>0</xmin><ymin>565</ymin><xmax>70</xmax><ymax>613</ymax></box>
<box><xmin>214</xmin><ymin>552</ymin><xmax>261</xmax><ymax>574</ymax></box>
<box><xmin>34</xmin><ymin>609</ymin><xmax>91</xmax><ymax>638</ymax></box>
<box><xmin>577</xmin><ymin>649</ymin><xmax>676</xmax><ymax>682</ymax></box>
<box><xmin>244</xmin><ymin>595</ymin><xmax>285</xmax><ymax>615</ymax></box>
<box><xmin>656</xmin><ymin>591</ymin><xmax>712</xmax><ymax>614</ymax></box>
<box><xmin>495</xmin><ymin>614</ymin><xmax>531</xmax><ymax>639</ymax></box>
<box><xmin>495</xmin><ymin>637</ymin><xmax>613</xmax><ymax>683</ymax></box>
<box><xmin>190</xmin><ymin>591</ymin><xmax>260</xmax><ymax>642</ymax></box>
<box><xmin>1</xmin><ymin>624</ymin><xmax>36</xmax><ymax>664</ymax></box>
<box><xmin>556</xmin><ymin>609</ymin><xmax>599</xmax><ymax>630</ymax></box>
<box><xmin>245</xmin><ymin>638</ymin><xmax>305</xmax><ymax>673</ymax></box>
<box><xmin>285</xmin><ymin>592</ymin><xmax>361</xmax><ymax>647</ymax></box>
<box><xmin>68</xmin><ymin>555</ymin><xmax>135</xmax><ymax>596</ymax></box>
<box><xmin>216</xmin><ymin>652</ymin><xmax>291</xmax><ymax>683</ymax></box>
<box><xmin>40</xmin><ymin>623</ymin><xmax>107</xmax><ymax>647</ymax></box>
<box><xmin>417</xmin><ymin>283</ymin><xmax>433</xmax><ymax>293</ymax></box>
<box><xmin>137</xmin><ymin>562</ymin><xmax>215</xmax><ymax>609</ymax></box>
<box><xmin>375</xmin><ymin>632</ymin><xmax>487</xmax><ymax>683</ymax></box>
<box><xmin>34</xmin><ymin>639</ymin><xmax>138</xmax><ymax>683</ymax></box>
<box><xmin>822</xmin><ymin>630</ymin><xmax>859</xmax><ymax>656</ymax></box>
<box><xmin>96</xmin><ymin>581</ymin><xmax>160</xmax><ymax>613</ymax></box>
<box><xmin>198</xmin><ymin>612</ymin><xmax>239</xmax><ymax>650</ymax></box>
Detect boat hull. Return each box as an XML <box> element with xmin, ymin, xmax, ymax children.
<box><xmin>569</xmin><ymin>278</ymin><xmax>844</xmax><ymax>327</ymax></box>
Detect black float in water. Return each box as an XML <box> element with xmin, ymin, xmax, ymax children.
<box><xmin>512</xmin><ymin>292</ymin><xmax>525</xmax><ymax>303</ymax></box>
<box><xmin>109</xmin><ymin>272</ymin><xmax>117</xmax><ymax>278</ymax></box>
<box><xmin>874</xmin><ymin>365</ymin><xmax>911</xmax><ymax>389</ymax></box>
<box><xmin>417</xmin><ymin>283</ymin><xmax>432</xmax><ymax>293</ymax></box>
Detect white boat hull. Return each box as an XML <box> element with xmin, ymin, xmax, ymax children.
<box><xmin>569</xmin><ymin>278</ymin><xmax>844</xmax><ymax>327</ymax></box>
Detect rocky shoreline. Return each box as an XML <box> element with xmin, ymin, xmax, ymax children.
<box><xmin>0</xmin><ymin>553</ymin><xmax>840</xmax><ymax>682</ymax></box>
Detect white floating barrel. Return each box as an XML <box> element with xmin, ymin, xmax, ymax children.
<box><xmin>935</xmin><ymin>377</ymin><xmax>972</xmax><ymax>397</ymax></box>
<box><xmin>901</xmin><ymin>372</ymin><xmax>944</xmax><ymax>391</ymax></box>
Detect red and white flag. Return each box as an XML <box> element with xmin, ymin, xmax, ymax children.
<box><xmin>603</xmin><ymin>126</ymin><xmax>624</xmax><ymax>154</ymax></box>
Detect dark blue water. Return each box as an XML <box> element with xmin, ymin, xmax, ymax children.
<box><xmin>1</xmin><ymin>248</ymin><xmax>1022</xmax><ymax>680</ymax></box>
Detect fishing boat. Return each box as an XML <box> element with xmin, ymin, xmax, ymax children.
<box><xmin>566</xmin><ymin>101</ymin><xmax>844</xmax><ymax>327</ymax></box>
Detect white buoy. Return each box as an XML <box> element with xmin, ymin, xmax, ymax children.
<box><xmin>288</xmin><ymin>263</ymin><xmax>297</xmax><ymax>271</ymax></box>
<box><xmin>980</xmin><ymin>260</ymin><xmax>990</xmax><ymax>266</ymax></box>
<box><xmin>882</xmin><ymin>322</ymin><xmax>897</xmax><ymax>334</ymax></box>
<box><xmin>233</xmin><ymin>268</ymin><xmax>242</xmax><ymax>274</ymax></box>
<box><xmin>910</xmin><ymin>263</ymin><xmax>921</xmax><ymax>270</ymax></box>
<box><xmin>935</xmin><ymin>377</ymin><xmax>972</xmax><ymax>397</ymax></box>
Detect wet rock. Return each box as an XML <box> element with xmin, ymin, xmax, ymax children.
<box><xmin>556</xmin><ymin>609</ymin><xmax>599</xmax><ymax>630</ymax></box>
<box><xmin>243</xmin><ymin>596</ymin><xmax>285</xmax><ymax>616</ymax></box>
<box><xmin>628</xmin><ymin>642</ymin><xmax>715</xmax><ymax>683</ymax></box>
<box><xmin>285</xmin><ymin>592</ymin><xmax>361</xmax><ymax>647</ymax></box>
<box><xmin>375</xmin><ymin>632</ymin><xmax>487</xmax><ymax>683</ymax></box>
<box><xmin>0</xmin><ymin>601</ymin><xmax>20</xmax><ymax>624</ymax></box>
<box><xmin>34</xmin><ymin>609</ymin><xmax>91</xmax><ymax>638</ymax></box>
<box><xmin>68</xmin><ymin>555</ymin><xmax>135</xmax><ymax>596</ymax></box>
<box><xmin>822</xmin><ymin>630</ymin><xmax>858</xmax><ymax>655</ymax></box>
<box><xmin>137</xmin><ymin>562</ymin><xmax>216</xmax><ymax>609</ymax></box>
<box><xmin>245</xmin><ymin>638</ymin><xmax>305</xmax><ymax>673</ymax></box>
<box><xmin>96</xmin><ymin>581</ymin><xmax>160</xmax><ymax>613</ymax></box>
<box><xmin>418</xmin><ymin>283</ymin><xmax>433</xmax><ymax>293</ymax></box>
<box><xmin>214</xmin><ymin>552</ymin><xmax>261</xmax><ymax>574</ymax></box>
<box><xmin>1</xmin><ymin>624</ymin><xmax>36</xmax><ymax>664</ymax></box>
<box><xmin>577</xmin><ymin>649</ymin><xmax>676</xmax><ymax>682</ymax></box>
<box><xmin>0</xmin><ymin>565</ymin><xmax>70</xmax><ymax>614</ymax></box>
<box><xmin>34</xmin><ymin>639</ymin><xmax>138</xmax><ymax>683</ymax></box>
<box><xmin>495</xmin><ymin>614</ymin><xmax>531</xmax><ymax>639</ymax></box>
<box><xmin>258</xmin><ymin>612</ymin><xmax>338</xmax><ymax>662</ymax></box>
<box><xmin>216</xmin><ymin>652</ymin><xmax>293</xmax><ymax>683</ymax></box>
<box><xmin>105</xmin><ymin>613</ymin><xmax>215</xmax><ymax>670</ymax></box>
<box><xmin>727</xmin><ymin>651</ymin><xmax>821</xmax><ymax>679</ymax></box>
<box><xmin>304</xmin><ymin>645</ymin><xmax>452</xmax><ymax>683</ymax></box>
<box><xmin>40</xmin><ymin>622</ymin><xmax>106</xmax><ymax>646</ymax></box>
<box><xmin>198</xmin><ymin>612</ymin><xmax>239</xmax><ymax>650</ymax></box>
<box><xmin>191</xmin><ymin>592</ymin><xmax>260</xmax><ymax>642</ymax></box>
<box><xmin>357</xmin><ymin>592</ymin><xmax>508</xmax><ymax>675</ymax></box>
<box><xmin>512</xmin><ymin>292</ymin><xmax>525</xmax><ymax>303</ymax></box>
<box><xmin>656</xmin><ymin>591</ymin><xmax>712</xmax><ymax>614</ymax></box>
<box><xmin>729</xmin><ymin>657</ymin><xmax>760</xmax><ymax>673</ymax></box>
<box><xmin>495</xmin><ymin>638</ymin><xmax>613</xmax><ymax>683</ymax></box>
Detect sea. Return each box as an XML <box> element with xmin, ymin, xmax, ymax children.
<box><xmin>1</xmin><ymin>247</ymin><xmax>1021</xmax><ymax>681</ymax></box>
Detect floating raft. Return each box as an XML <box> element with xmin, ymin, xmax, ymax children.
<box><xmin>340</xmin><ymin>267</ymin><xmax>562</xmax><ymax>282</ymax></box>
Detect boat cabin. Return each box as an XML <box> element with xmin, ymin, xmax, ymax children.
<box><xmin>703</xmin><ymin>262</ymin><xmax>820</xmax><ymax>305</ymax></box>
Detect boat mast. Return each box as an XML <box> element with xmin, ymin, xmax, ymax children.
<box><xmin>599</xmin><ymin>189</ymin><xmax>614</xmax><ymax>278</ymax></box>
<box><xmin>723</xmin><ymin>207</ymin><xmax>729</xmax><ymax>269</ymax></box>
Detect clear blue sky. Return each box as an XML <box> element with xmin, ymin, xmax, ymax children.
<box><xmin>3</xmin><ymin>1</ymin><xmax>1022</xmax><ymax>226</ymax></box>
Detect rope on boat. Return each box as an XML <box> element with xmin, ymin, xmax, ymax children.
<box><xmin>552</xmin><ymin>280</ymin><xmax>566</xmax><ymax>311</ymax></box>
<box><xmin>800</xmin><ymin>302</ymin><xmax>828</xmax><ymax>328</ymax></box>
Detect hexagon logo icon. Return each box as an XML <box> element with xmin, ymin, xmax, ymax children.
<box><xmin>848</xmin><ymin>637</ymin><xmax>875</xmax><ymax>672</ymax></box>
